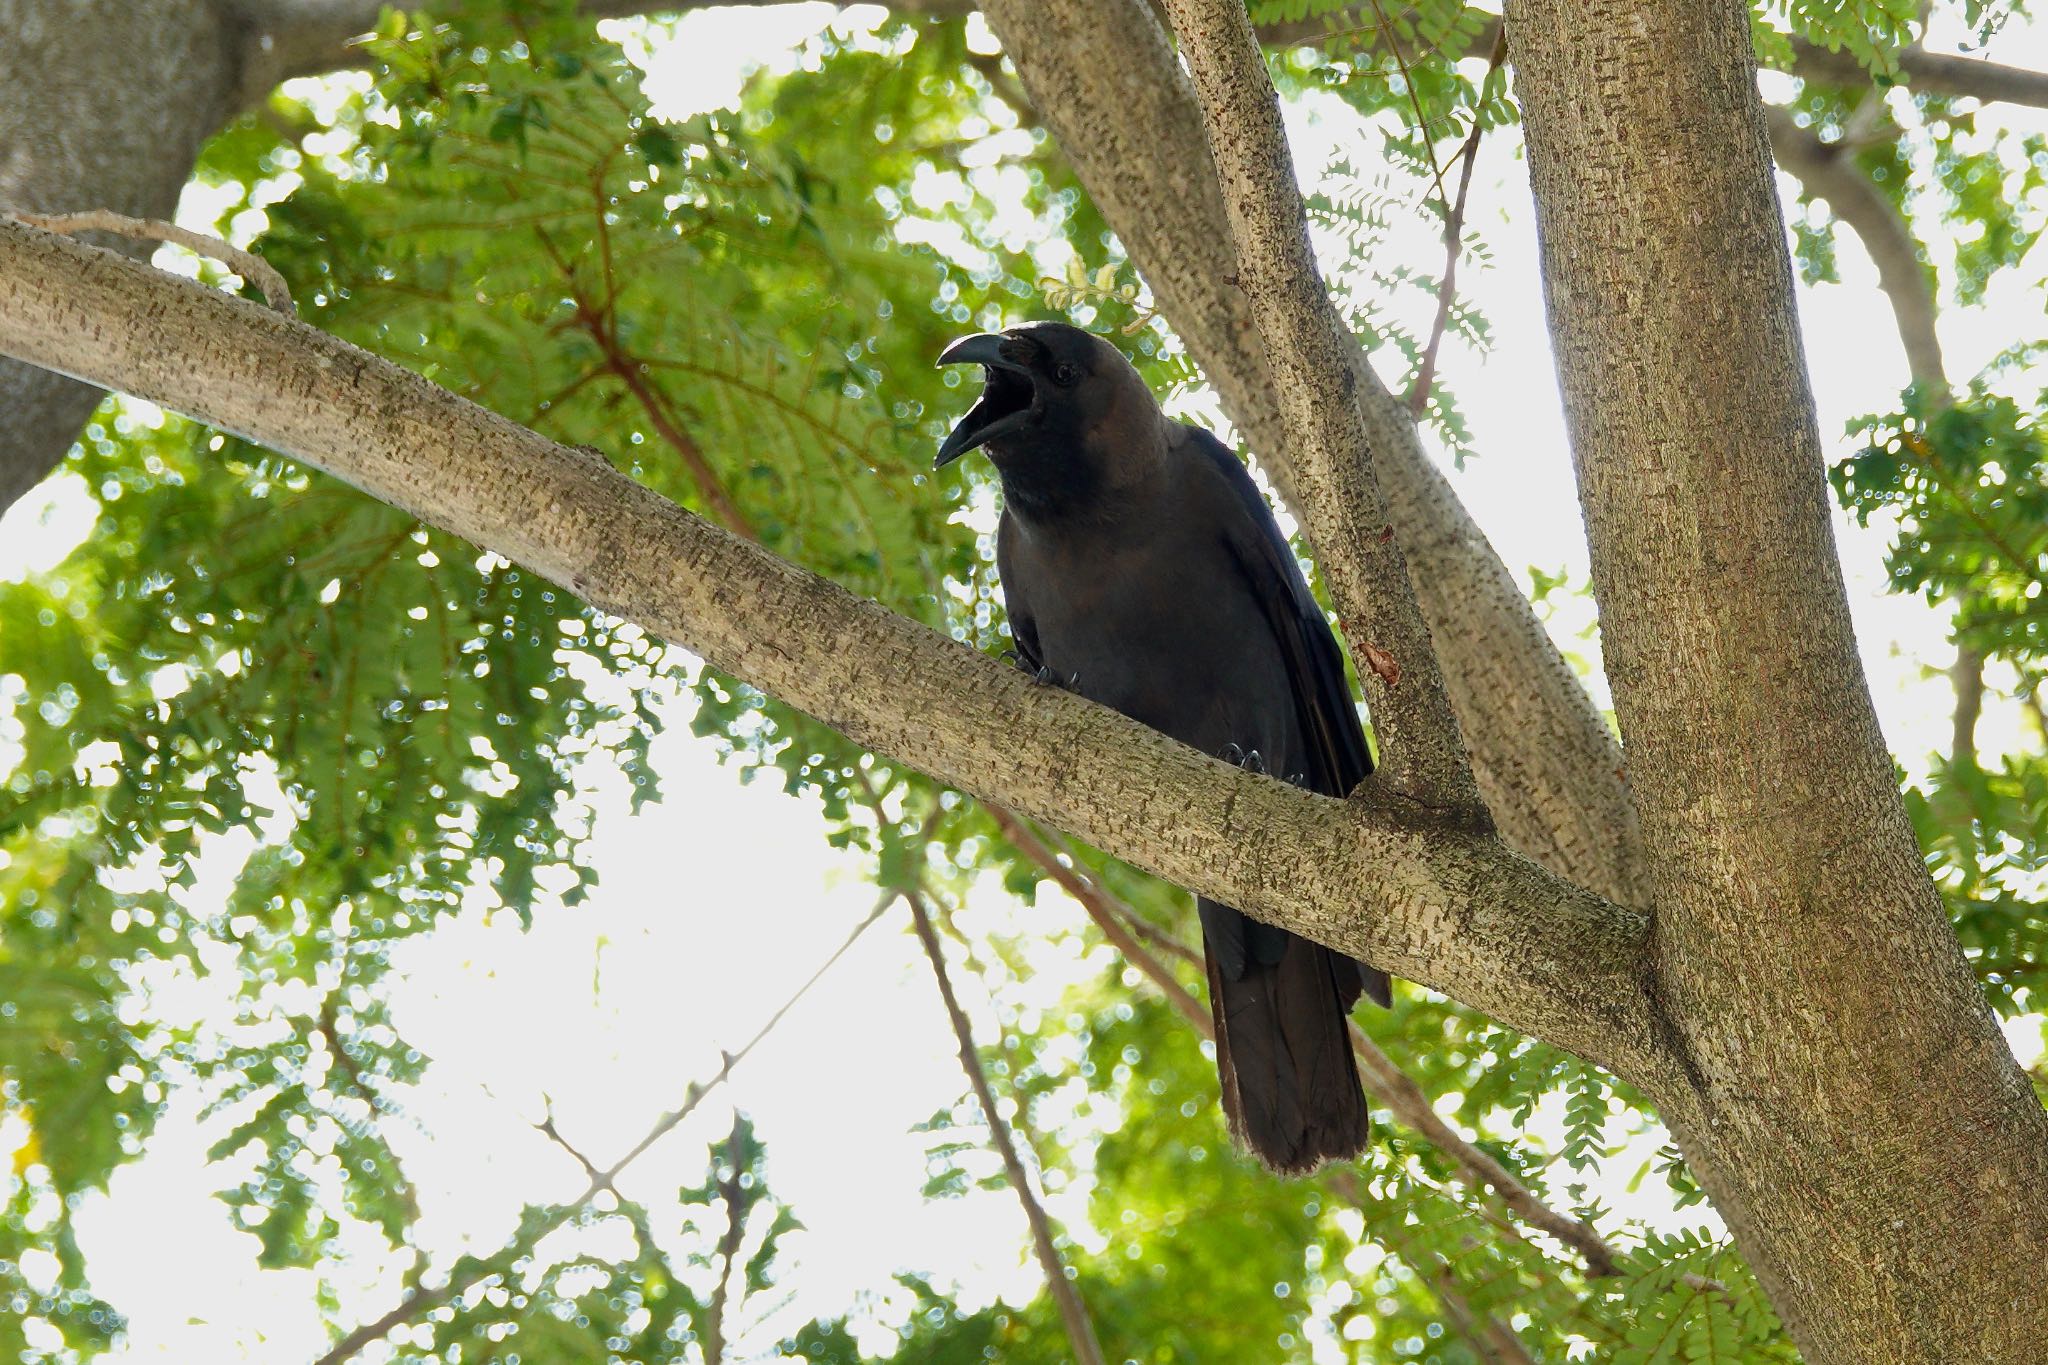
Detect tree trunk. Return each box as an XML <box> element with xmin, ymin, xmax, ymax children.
<box><xmin>0</xmin><ymin>0</ymin><xmax>248</xmax><ymax>507</ymax></box>
<box><xmin>1504</xmin><ymin>4</ymin><xmax>2048</xmax><ymax>1361</ymax></box>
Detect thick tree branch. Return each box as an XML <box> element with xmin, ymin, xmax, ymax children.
<box><xmin>1158</xmin><ymin>0</ymin><xmax>1482</xmax><ymax>817</ymax></box>
<box><xmin>983</xmin><ymin>0</ymin><xmax>1652</xmax><ymax>909</ymax></box>
<box><xmin>1762</xmin><ymin>107</ymin><xmax>1947</xmax><ymax>389</ymax></box>
<box><xmin>0</xmin><ymin>219</ymin><xmax>1660</xmax><ymax>1079</ymax></box>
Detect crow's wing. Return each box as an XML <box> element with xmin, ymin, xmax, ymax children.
<box><xmin>1178</xmin><ymin>425</ymin><xmax>1375</xmax><ymax>798</ymax></box>
<box><xmin>1181</xmin><ymin>425</ymin><xmax>1390</xmax><ymax>1010</ymax></box>
<box><xmin>996</xmin><ymin>511</ymin><xmax>1046</xmax><ymax>675</ymax></box>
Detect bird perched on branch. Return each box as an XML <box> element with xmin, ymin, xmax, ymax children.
<box><xmin>937</xmin><ymin>320</ymin><xmax>1386</xmax><ymax>1175</ymax></box>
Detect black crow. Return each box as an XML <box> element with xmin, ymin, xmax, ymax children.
<box><xmin>938</xmin><ymin>321</ymin><xmax>1387</xmax><ymax>1175</ymax></box>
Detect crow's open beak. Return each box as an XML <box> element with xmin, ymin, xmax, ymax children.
<box><xmin>936</xmin><ymin>333</ymin><xmax>1038</xmax><ymax>468</ymax></box>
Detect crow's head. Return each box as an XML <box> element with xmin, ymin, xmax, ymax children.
<box><xmin>934</xmin><ymin>322</ymin><xmax>1159</xmax><ymax>475</ymax></box>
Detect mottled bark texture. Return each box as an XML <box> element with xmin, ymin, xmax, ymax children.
<box><xmin>0</xmin><ymin>219</ymin><xmax>1660</xmax><ymax>1074</ymax></box>
<box><xmin>1505</xmin><ymin>4</ymin><xmax>2048</xmax><ymax>1362</ymax></box>
<box><xmin>983</xmin><ymin>0</ymin><xmax>1652</xmax><ymax>906</ymax></box>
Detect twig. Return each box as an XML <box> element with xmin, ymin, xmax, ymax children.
<box><xmin>701</xmin><ymin>1111</ymin><xmax>750</xmax><ymax>1365</ymax></box>
<box><xmin>314</xmin><ymin>890</ymin><xmax>895</xmax><ymax>1365</ymax></box>
<box><xmin>535</xmin><ymin>1104</ymin><xmax>606</xmax><ymax>1187</ymax></box>
<box><xmin>6</xmin><ymin>209</ymin><xmax>295</xmax><ymax>314</ymax></box>
<box><xmin>1408</xmin><ymin>24</ymin><xmax>1507</xmax><ymax>420</ymax></box>
<box><xmin>904</xmin><ymin>884</ymin><xmax>1107</xmax><ymax>1365</ymax></box>
<box><xmin>1348</xmin><ymin>1020</ymin><xmax>1616</xmax><ymax>1276</ymax></box>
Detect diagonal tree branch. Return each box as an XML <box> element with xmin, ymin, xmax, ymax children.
<box><xmin>0</xmin><ymin>219</ymin><xmax>1662</xmax><ymax>1081</ymax></box>
<box><xmin>904</xmin><ymin>882</ymin><xmax>1107</xmax><ymax>1365</ymax></box>
<box><xmin>1763</xmin><ymin>106</ymin><xmax>1948</xmax><ymax>390</ymax></box>
<box><xmin>1788</xmin><ymin>37</ymin><xmax>2048</xmax><ymax>109</ymax></box>
<box><xmin>1157</xmin><ymin>0</ymin><xmax>1483</xmax><ymax>818</ymax></box>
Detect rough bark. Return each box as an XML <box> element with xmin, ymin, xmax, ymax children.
<box><xmin>0</xmin><ymin>219</ymin><xmax>1662</xmax><ymax>1078</ymax></box>
<box><xmin>1160</xmin><ymin>0</ymin><xmax>1482</xmax><ymax>815</ymax></box>
<box><xmin>983</xmin><ymin>0</ymin><xmax>1653</xmax><ymax>906</ymax></box>
<box><xmin>1505</xmin><ymin>3</ymin><xmax>2048</xmax><ymax>1362</ymax></box>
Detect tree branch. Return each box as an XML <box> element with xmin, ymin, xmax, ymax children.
<box><xmin>4</xmin><ymin>209</ymin><xmax>294</xmax><ymax>314</ymax></box>
<box><xmin>1762</xmin><ymin>107</ymin><xmax>1947</xmax><ymax>390</ymax></box>
<box><xmin>982</xmin><ymin>0</ymin><xmax>1653</xmax><ymax>909</ymax></box>
<box><xmin>1787</xmin><ymin>38</ymin><xmax>2048</xmax><ymax>109</ymax></box>
<box><xmin>1950</xmin><ymin>643</ymin><xmax>1985</xmax><ymax>768</ymax></box>
<box><xmin>0</xmin><ymin>219</ymin><xmax>1661</xmax><ymax>1080</ymax></box>
<box><xmin>905</xmin><ymin>884</ymin><xmax>1106</xmax><ymax>1365</ymax></box>
<box><xmin>1157</xmin><ymin>0</ymin><xmax>1483</xmax><ymax>817</ymax></box>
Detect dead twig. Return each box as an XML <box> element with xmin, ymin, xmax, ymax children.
<box><xmin>7</xmin><ymin>208</ymin><xmax>294</xmax><ymax>314</ymax></box>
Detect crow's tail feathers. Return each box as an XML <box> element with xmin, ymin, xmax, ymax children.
<box><xmin>1201</xmin><ymin>899</ymin><xmax>1373</xmax><ymax>1176</ymax></box>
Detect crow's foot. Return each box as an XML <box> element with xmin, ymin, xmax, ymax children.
<box><xmin>1221</xmin><ymin>743</ymin><xmax>1266</xmax><ymax>774</ymax></box>
<box><xmin>1032</xmin><ymin>664</ymin><xmax>1081</xmax><ymax>692</ymax></box>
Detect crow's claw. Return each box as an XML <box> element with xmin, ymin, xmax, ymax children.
<box><xmin>1030</xmin><ymin>665</ymin><xmax>1081</xmax><ymax>692</ymax></box>
<box><xmin>1221</xmin><ymin>744</ymin><xmax>1266</xmax><ymax>774</ymax></box>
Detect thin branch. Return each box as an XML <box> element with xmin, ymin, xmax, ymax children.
<box><xmin>1157</xmin><ymin>0</ymin><xmax>1484</xmax><ymax>817</ymax></box>
<box><xmin>535</xmin><ymin>1106</ymin><xmax>607</xmax><ymax>1187</ymax></box>
<box><xmin>986</xmin><ymin>807</ymin><xmax>1207</xmax><ymax>1011</ymax></box>
<box><xmin>312</xmin><ymin>888</ymin><xmax>896</xmax><ymax>1364</ymax></box>
<box><xmin>701</xmin><ymin>1111</ymin><xmax>750</xmax><ymax>1365</ymax></box>
<box><xmin>1347</xmin><ymin>1020</ymin><xmax>1616</xmax><ymax>1276</ymax></box>
<box><xmin>1950</xmin><ymin>643</ymin><xmax>1986</xmax><ymax>768</ymax></box>
<box><xmin>1762</xmin><ymin>107</ymin><xmax>1947</xmax><ymax>390</ymax></box>
<box><xmin>1409</xmin><ymin>23</ymin><xmax>1507</xmax><ymax>420</ymax></box>
<box><xmin>991</xmin><ymin>806</ymin><xmax>1620</xmax><ymax>1277</ymax></box>
<box><xmin>904</xmin><ymin>885</ymin><xmax>1107</xmax><ymax>1365</ymax></box>
<box><xmin>5</xmin><ymin>210</ymin><xmax>294</xmax><ymax>313</ymax></box>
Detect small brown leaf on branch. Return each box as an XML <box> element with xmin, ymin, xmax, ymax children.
<box><xmin>1361</xmin><ymin>641</ymin><xmax>1401</xmax><ymax>687</ymax></box>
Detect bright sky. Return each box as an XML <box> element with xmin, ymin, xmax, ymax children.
<box><xmin>2</xmin><ymin>5</ymin><xmax>2045</xmax><ymax>1360</ymax></box>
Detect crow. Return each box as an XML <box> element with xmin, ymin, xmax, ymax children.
<box><xmin>937</xmin><ymin>320</ymin><xmax>1386</xmax><ymax>1175</ymax></box>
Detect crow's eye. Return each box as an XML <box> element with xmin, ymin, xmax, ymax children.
<box><xmin>1053</xmin><ymin>362</ymin><xmax>1081</xmax><ymax>387</ymax></box>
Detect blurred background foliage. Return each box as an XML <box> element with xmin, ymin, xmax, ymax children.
<box><xmin>0</xmin><ymin>0</ymin><xmax>2042</xmax><ymax>1360</ymax></box>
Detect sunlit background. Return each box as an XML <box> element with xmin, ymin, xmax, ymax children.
<box><xmin>2</xmin><ymin>5</ymin><xmax>2043</xmax><ymax>1359</ymax></box>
